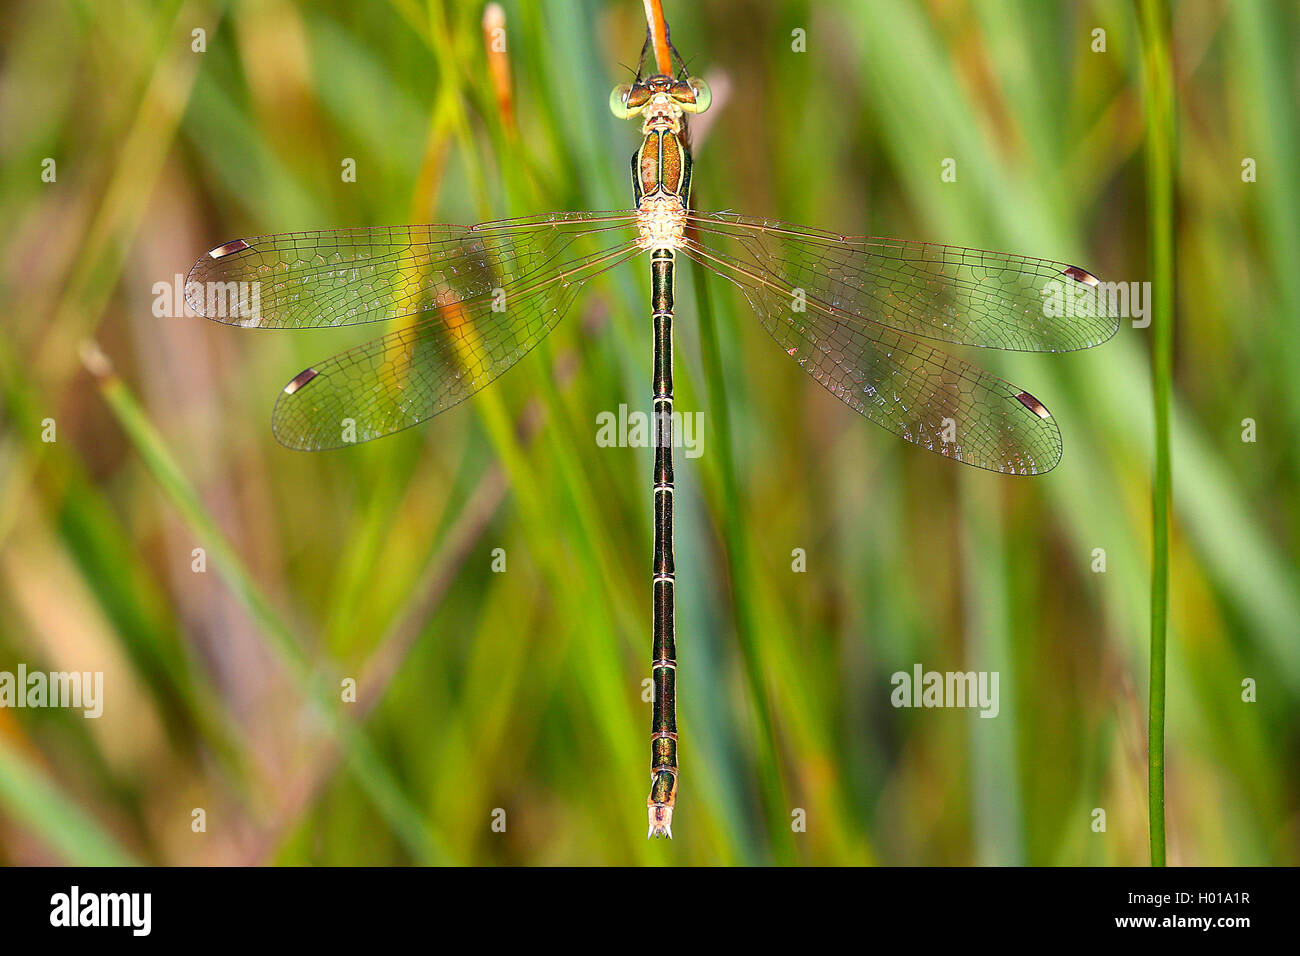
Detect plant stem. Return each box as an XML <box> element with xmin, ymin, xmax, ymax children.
<box><xmin>690</xmin><ymin>257</ymin><xmax>793</xmax><ymax>862</ymax></box>
<box><xmin>643</xmin><ymin>0</ymin><xmax>673</xmax><ymax>75</ymax></box>
<box><xmin>1136</xmin><ymin>0</ymin><xmax>1176</xmax><ymax>868</ymax></box>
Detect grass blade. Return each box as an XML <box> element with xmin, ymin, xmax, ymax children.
<box><xmin>1136</xmin><ymin>0</ymin><xmax>1176</xmax><ymax>868</ymax></box>
<box><xmin>84</xmin><ymin>347</ymin><xmax>446</xmax><ymax>864</ymax></box>
<box><xmin>0</xmin><ymin>735</ymin><xmax>137</xmax><ymax>865</ymax></box>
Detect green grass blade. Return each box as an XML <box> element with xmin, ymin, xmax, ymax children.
<box><xmin>0</xmin><ymin>735</ymin><xmax>137</xmax><ymax>865</ymax></box>
<box><xmin>88</xmin><ymin>355</ymin><xmax>446</xmax><ymax>864</ymax></box>
<box><xmin>689</xmin><ymin>256</ymin><xmax>794</xmax><ymax>862</ymax></box>
<box><xmin>1136</xmin><ymin>0</ymin><xmax>1176</xmax><ymax>868</ymax></box>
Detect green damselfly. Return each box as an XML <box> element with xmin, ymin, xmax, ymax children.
<box><xmin>185</xmin><ymin>5</ymin><xmax>1117</xmax><ymax>840</ymax></box>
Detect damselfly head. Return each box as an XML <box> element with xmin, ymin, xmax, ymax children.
<box><xmin>609</xmin><ymin>82</ymin><xmax>644</xmax><ymax>119</ymax></box>
<box><xmin>674</xmin><ymin>77</ymin><xmax>711</xmax><ymax>113</ymax></box>
<box><xmin>609</xmin><ymin>75</ymin><xmax>711</xmax><ymax>120</ymax></box>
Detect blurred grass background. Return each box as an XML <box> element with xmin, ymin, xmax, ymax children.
<box><xmin>1</xmin><ymin>0</ymin><xmax>1297</xmax><ymax>865</ymax></box>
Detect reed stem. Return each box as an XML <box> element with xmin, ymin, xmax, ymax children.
<box><xmin>1136</xmin><ymin>0</ymin><xmax>1176</xmax><ymax>868</ymax></box>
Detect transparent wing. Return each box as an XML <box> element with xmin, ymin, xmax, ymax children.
<box><xmin>185</xmin><ymin>212</ymin><xmax>640</xmax><ymax>329</ymax></box>
<box><xmin>685</xmin><ymin>213</ymin><xmax>1118</xmax><ymax>352</ymax></box>
<box><xmin>681</xmin><ymin>235</ymin><xmax>1063</xmax><ymax>474</ymax></box>
<box><xmin>269</xmin><ymin>238</ymin><xmax>642</xmax><ymax>450</ymax></box>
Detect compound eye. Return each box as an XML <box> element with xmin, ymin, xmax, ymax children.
<box><xmin>609</xmin><ymin>83</ymin><xmax>634</xmax><ymax>119</ymax></box>
<box><xmin>684</xmin><ymin>76</ymin><xmax>712</xmax><ymax>113</ymax></box>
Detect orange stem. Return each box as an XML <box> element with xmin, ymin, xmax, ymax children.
<box><xmin>642</xmin><ymin>0</ymin><xmax>673</xmax><ymax>75</ymax></box>
<box><xmin>481</xmin><ymin>3</ymin><xmax>514</xmax><ymax>133</ymax></box>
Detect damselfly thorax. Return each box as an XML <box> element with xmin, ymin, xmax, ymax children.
<box><xmin>622</xmin><ymin>75</ymin><xmax>703</xmax><ymax>253</ymax></box>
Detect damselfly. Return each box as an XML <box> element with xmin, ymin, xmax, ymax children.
<box><xmin>185</xmin><ymin>10</ymin><xmax>1117</xmax><ymax>840</ymax></box>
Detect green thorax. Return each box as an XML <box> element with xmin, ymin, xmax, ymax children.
<box><xmin>631</xmin><ymin>129</ymin><xmax>693</xmax><ymax>208</ymax></box>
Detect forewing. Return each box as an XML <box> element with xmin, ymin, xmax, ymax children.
<box><xmin>185</xmin><ymin>212</ymin><xmax>639</xmax><ymax>329</ymax></box>
<box><xmin>686</xmin><ymin>213</ymin><xmax>1118</xmax><ymax>352</ymax></box>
